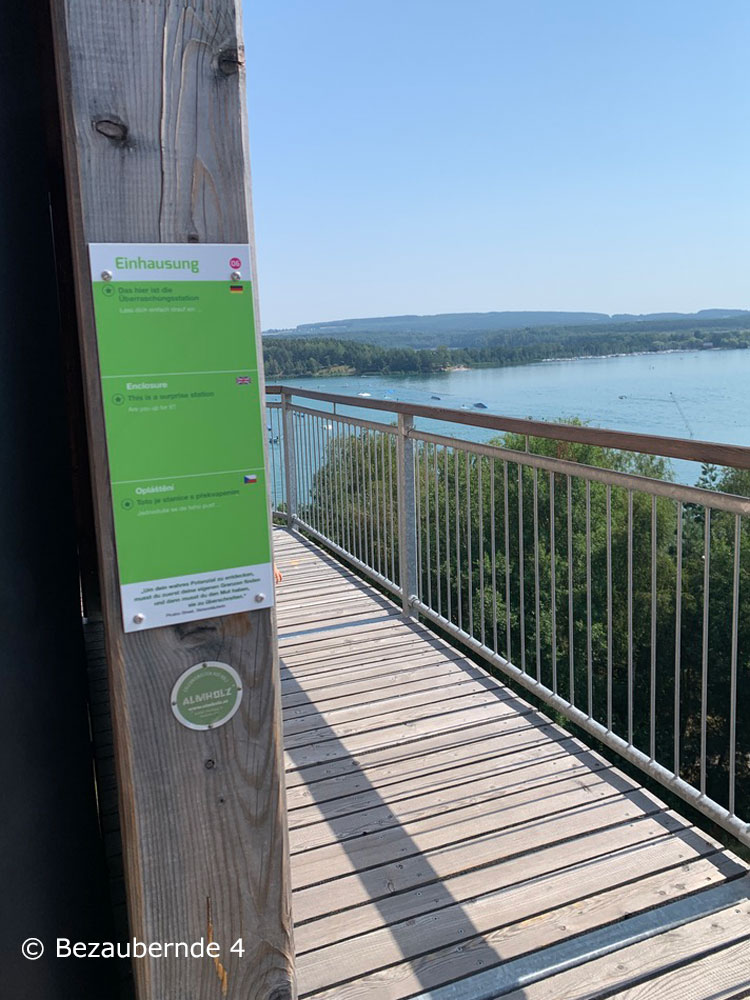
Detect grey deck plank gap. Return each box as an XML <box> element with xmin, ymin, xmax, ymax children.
<box><xmin>280</xmin><ymin>656</ymin><xmax>472</xmax><ymax>706</ymax></box>
<box><xmin>287</xmin><ymin>747</ymin><xmax>615</xmax><ymax>839</ymax></box>
<box><xmin>302</xmin><ymin>866</ymin><xmax>750</xmax><ymax>1000</ymax></box>
<box><xmin>292</xmin><ymin>815</ymin><xmax>697</xmax><ymax>954</ymax></box>
<box><xmin>278</xmin><ymin>597</ymin><xmax>391</xmax><ymax>623</ymax></box>
<box><xmin>285</xmin><ymin>723</ymin><xmax>567</xmax><ymax>801</ymax></box>
<box><xmin>289</xmin><ymin>785</ymin><xmax>653</xmax><ymax>893</ymax></box>
<box><xmin>285</xmin><ymin>734</ymin><xmax>580</xmax><ymax>815</ymax></box>
<box><xmin>279</xmin><ymin>636</ymin><xmax>439</xmax><ymax>672</ymax></box>
<box><xmin>296</xmin><ymin>849</ymin><xmax>745</xmax><ymax>998</ymax></box>
<box><xmin>434</xmin><ymin>880</ymin><xmax>750</xmax><ymax>1000</ymax></box>
<box><xmin>280</xmin><ymin>640</ymin><xmax>463</xmax><ymax>679</ymax></box>
<box><xmin>278</xmin><ymin>612</ymin><xmax>400</xmax><ymax>643</ymax></box>
<box><xmin>277</xmin><ymin>617</ymin><xmax>430</xmax><ymax>651</ymax></box>
<box><xmin>286</xmin><ymin>705</ymin><xmax>560</xmax><ymax>770</ymax></box>
<box><xmin>283</xmin><ymin>715</ymin><xmax>560</xmax><ymax>786</ymax></box>
<box><xmin>278</xmin><ymin>588</ymin><xmax>391</xmax><ymax>612</ymax></box>
<box><xmin>290</xmin><ymin>794</ymin><xmax>679</xmax><ymax>921</ymax></box>
<box><xmin>286</xmin><ymin>742</ymin><xmax>609</xmax><ymax>831</ymax></box>
<box><xmin>288</xmin><ymin>758</ymin><xmax>619</xmax><ymax>853</ymax></box>
<box><xmin>283</xmin><ymin>691</ymin><xmax>534</xmax><ymax>753</ymax></box>
<box><xmin>605</xmin><ymin>936</ymin><xmax>750</xmax><ymax>1000</ymax></box>
<box><xmin>283</xmin><ymin>674</ymin><xmax>526</xmax><ymax>737</ymax></box>
<box><xmin>282</xmin><ymin>666</ymin><xmax>497</xmax><ymax>718</ymax></box>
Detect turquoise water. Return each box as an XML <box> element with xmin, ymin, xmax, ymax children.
<box><xmin>276</xmin><ymin>348</ymin><xmax>749</xmax><ymax>484</ymax></box>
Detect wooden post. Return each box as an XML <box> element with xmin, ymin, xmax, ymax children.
<box><xmin>397</xmin><ymin>413</ymin><xmax>419</xmax><ymax>616</ymax></box>
<box><xmin>48</xmin><ymin>3</ymin><xmax>296</xmax><ymax>998</ymax></box>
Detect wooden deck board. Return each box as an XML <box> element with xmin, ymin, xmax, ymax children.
<box><xmin>274</xmin><ymin>528</ymin><xmax>750</xmax><ymax>1000</ymax></box>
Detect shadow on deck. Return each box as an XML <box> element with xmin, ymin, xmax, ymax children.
<box><xmin>274</xmin><ymin>528</ymin><xmax>750</xmax><ymax>1000</ymax></box>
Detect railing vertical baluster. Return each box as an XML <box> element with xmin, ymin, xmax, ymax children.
<box><xmin>674</xmin><ymin>501</ymin><xmax>683</xmax><ymax>776</ymax></box>
<box><xmin>415</xmin><ymin>443</ymin><xmax>423</xmax><ymax>601</ymax></box>
<box><xmin>533</xmin><ymin>467</ymin><xmax>541</xmax><ymax>683</ymax></box>
<box><xmin>305</xmin><ymin>411</ymin><xmax>315</xmax><ymax>532</ymax></box>
<box><xmin>628</xmin><ymin>489</ymin><xmax>634</xmax><ymax>746</ymax></box>
<box><xmin>518</xmin><ymin>464</ymin><xmax>526</xmax><ymax>674</ymax></box>
<box><xmin>567</xmin><ymin>474</ymin><xmax>574</xmax><ymax>706</ymax></box>
<box><xmin>445</xmin><ymin>446</ymin><xmax>452</xmax><ymax>625</ymax></box>
<box><xmin>312</xmin><ymin>413</ymin><xmax>320</xmax><ymax>533</ymax></box>
<box><xmin>491</xmin><ymin>459</ymin><xmax>498</xmax><ymax>655</ymax></box>
<box><xmin>701</xmin><ymin>508</ymin><xmax>711</xmax><ymax>795</ymax></box>
<box><xmin>379</xmin><ymin>433</ymin><xmax>387</xmax><ymax>578</ymax></box>
<box><xmin>359</xmin><ymin>427</ymin><xmax>365</xmax><ymax>562</ymax></box>
<box><xmin>729</xmin><ymin>513</ymin><xmax>741</xmax><ymax>816</ymax></box>
<box><xmin>586</xmin><ymin>479</ymin><xmax>592</xmax><ymax>719</ymax></box>
<box><xmin>479</xmin><ymin>456</ymin><xmax>485</xmax><ymax>648</ymax></box>
<box><xmin>366</xmin><ymin>430</ymin><xmax>375</xmax><ymax>570</ymax></box>
<box><xmin>455</xmin><ymin>449</ymin><xmax>462</xmax><ymax>634</ymax></box>
<box><xmin>467</xmin><ymin>452</ymin><xmax>474</xmax><ymax>639</ymax></box>
<box><xmin>342</xmin><ymin>420</ymin><xmax>352</xmax><ymax>557</ymax></box>
<box><xmin>397</xmin><ymin>413</ymin><xmax>418</xmax><ymax>616</ymax></box>
<box><xmin>334</xmin><ymin>417</ymin><xmax>344</xmax><ymax>551</ymax></box>
<box><xmin>504</xmin><ymin>461</ymin><xmax>511</xmax><ymax>662</ymax></box>
<box><xmin>323</xmin><ymin>416</ymin><xmax>332</xmax><ymax>544</ymax></box>
<box><xmin>281</xmin><ymin>389</ymin><xmax>297</xmax><ymax>529</ymax></box>
<box><xmin>550</xmin><ymin>472</ymin><xmax>557</xmax><ymax>695</ymax></box>
<box><xmin>425</xmin><ymin>442</ymin><xmax>432</xmax><ymax>610</ymax></box>
<box><xmin>323</xmin><ymin>414</ymin><xmax>331</xmax><ymax>541</ymax></box>
<box><xmin>364</xmin><ymin>428</ymin><xmax>372</xmax><ymax>568</ymax></box>
<box><xmin>294</xmin><ymin>412</ymin><xmax>303</xmax><ymax>529</ymax></box>
<box><xmin>267</xmin><ymin>405</ymin><xmax>277</xmax><ymax>511</ymax></box>
<box><xmin>361</xmin><ymin>428</ymin><xmax>370</xmax><ymax>568</ymax></box>
<box><xmin>650</xmin><ymin>495</ymin><xmax>657</xmax><ymax>761</ymax></box>
<box><xmin>434</xmin><ymin>445</ymin><xmax>441</xmax><ymax>618</ymax></box>
<box><xmin>373</xmin><ymin>430</ymin><xmax>382</xmax><ymax>578</ymax></box>
<box><xmin>388</xmin><ymin>433</ymin><xmax>396</xmax><ymax>584</ymax></box>
<box><xmin>349</xmin><ymin>421</ymin><xmax>359</xmax><ymax>560</ymax></box>
<box><xmin>606</xmin><ymin>484</ymin><xmax>613</xmax><ymax>732</ymax></box>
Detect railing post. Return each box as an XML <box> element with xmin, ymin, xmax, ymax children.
<box><xmin>397</xmin><ymin>413</ymin><xmax>419</xmax><ymax>616</ymax></box>
<box><xmin>281</xmin><ymin>389</ymin><xmax>298</xmax><ymax>529</ymax></box>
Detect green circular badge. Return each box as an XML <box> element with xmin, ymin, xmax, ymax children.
<box><xmin>171</xmin><ymin>661</ymin><xmax>242</xmax><ymax>731</ymax></box>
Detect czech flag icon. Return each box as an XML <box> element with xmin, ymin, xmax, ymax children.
<box><xmin>243</xmin><ymin>474</ymin><xmax>258</xmax><ymax>485</ymax></box>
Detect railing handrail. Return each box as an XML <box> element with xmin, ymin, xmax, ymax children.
<box><xmin>266</xmin><ymin>383</ymin><xmax>750</xmax><ymax>470</ymax></box>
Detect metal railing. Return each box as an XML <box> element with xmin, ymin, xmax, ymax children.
<box><xmin>266</xmin><ymin>384</ymin><xmax>750</xmax><ymax>847</ymax></box>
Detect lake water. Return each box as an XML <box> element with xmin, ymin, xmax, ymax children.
<box><xmin>274</xmin><ymin>348</ymin><xmax>750</xmax><ymax>485</ymax></box>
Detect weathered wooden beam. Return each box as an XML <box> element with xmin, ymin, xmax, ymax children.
<box><xmin>49</xmin><ymin>3</ymin><xmax>295</xmax><ymax>997</ymax></box>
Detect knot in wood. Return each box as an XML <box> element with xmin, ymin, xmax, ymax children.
<box><xmin>217</xmin><ymin>47</ymin><xmax>242</xmax><ymax>75</ymax></box>
<box><xmin>267</xmin><ymin>987</ymin><xmax>293</xmax><ymax>1000</ymax></box>
<box><xmin>93</xmin><ymin>117</ymin><xmax>128</xmax><ymax>143</ymax></box>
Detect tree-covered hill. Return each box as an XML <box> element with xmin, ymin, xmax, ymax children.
<box><xmin>263</xmin><ymin>315</ymin><xmax>750</xmax><ymax>378</ymax></box>
<box><xmin>264</xmin><ymin>308</ymin><xmax>750</xmax><ymax>350</ymax></box>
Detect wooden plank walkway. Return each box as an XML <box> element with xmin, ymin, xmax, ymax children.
<box><xmin>274</xmin><ymin>528</ymin><xmax>750</xmax><ymax>1000</ymax></box>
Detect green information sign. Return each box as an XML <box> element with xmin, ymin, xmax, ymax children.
<box><xmin>171</xmin><ymin>661</ymin><xmax>243</xmax><ymax>731</ymax></box>
<box><xmin>89</xmin><ymin>243</ymin><xmax>273</xmax><ymax>632</ymax></box>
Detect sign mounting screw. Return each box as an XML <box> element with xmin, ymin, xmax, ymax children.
<box><xmin>132</xmin><ymin>613</ymin><xmax>145</xmax><ymax>624</ymax></box>
<box><xmin>230</xmin><ymin>271</ymin><xmax>241</xmax><ymax>281</ymax></box>
<box><xmin>254</xmin><ymin>593</ymin><xmax>265</xmax><ymax>603</ymax></box>
<box><xmin>101</xmin><ymin>270</ymin><xmax>113</xmax><ymax>281</ymax></box>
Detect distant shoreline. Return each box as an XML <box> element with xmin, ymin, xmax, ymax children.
<box><xmin>269</xmin><ymin>343</ymin><xmax>742</xmax><ymax>379</ymax></box>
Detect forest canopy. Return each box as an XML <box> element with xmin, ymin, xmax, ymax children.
<box><xmin>263</xmin><ymin>319</ymin><xmax>750</xmax><ymax>377</ymax></box>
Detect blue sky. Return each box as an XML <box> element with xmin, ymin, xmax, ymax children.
<box><xmin>243</xmin><ymin>1</ymin><xmax>749</xmax><ymax>330</ymax></box>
